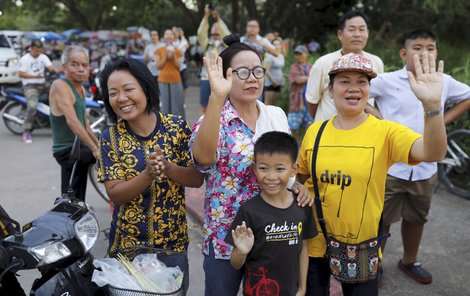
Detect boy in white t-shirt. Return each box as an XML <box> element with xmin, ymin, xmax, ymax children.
<box><xmin>370</xmin><ymin>29</ymin><xmax>470</xmax><ymax>284</ymax></box>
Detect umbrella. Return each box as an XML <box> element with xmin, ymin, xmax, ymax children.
<box><xmin>24</xmin><ymin>31</ymin><xmax>65</xmax><ymax>41</ymax></box>
<box><xmin>61</xmin><ymin>29</ymin><xmax>82</xmax><ymax>38</ymax></box>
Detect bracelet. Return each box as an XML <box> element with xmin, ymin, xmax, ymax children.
<box><xmin>424</xmin><ymin>108</ymin><xmax>442</xmax><ymax>118</ymax></box>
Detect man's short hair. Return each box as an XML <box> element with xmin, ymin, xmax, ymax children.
<box><xmin>254</xmin><ymin>132</ymin><xmax>298</xmax><ymax>163</ymax></box>
<box><xmin>246</xmin><ymin>19</ymin><xmax>260</xmax><ymax>26</ymax></box>
<box><xmin>338</xmin><ymin>10</ymin><xmax>369</xmax><ymax>30</ymax></box>
<box><xmin>403</xmin><ymin>29</ymin><xmax>436</xmax><ymax>46</ymax></box>
<box><xmin>61</xmin><ymin>45</ymin><xmax>89</xmax><ymax>65</ymax></box>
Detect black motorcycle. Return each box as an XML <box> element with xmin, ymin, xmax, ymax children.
<box><xmin>0</xmin><ymin>137</ymin><xmax>102</xmax><ymax>295</ymax></box>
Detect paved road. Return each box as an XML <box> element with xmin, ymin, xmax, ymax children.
<box><xmin>1</xmin><ymin>85</ymin><xmax>469</xmax><ymax>295</ymax></box>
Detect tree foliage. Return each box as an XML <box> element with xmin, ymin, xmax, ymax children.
<box><xmin>0</xmin><ymin>0</ymin><xmax>468</xmax><ymax>49</ymax></box>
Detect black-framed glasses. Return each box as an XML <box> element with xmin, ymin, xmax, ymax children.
<box><xmin>232</xmin><ymin>66</ymin><xmax>266</xmax><ymax>80</ymax></box>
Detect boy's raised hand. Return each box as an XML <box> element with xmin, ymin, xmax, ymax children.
<box><xmin>231</xmin><ymin>221</ymin><xmax>254</xmax><ymax>255</ymax></box>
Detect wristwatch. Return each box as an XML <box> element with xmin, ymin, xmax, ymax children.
<box><xmin>425</xmin><ymin>108</ymin><xmax>442</xmax><ymax>118</ymax></box>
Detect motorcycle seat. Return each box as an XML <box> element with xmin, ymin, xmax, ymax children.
<box><xmin>39</xmin><ymin>93</ymin><xmax>49</xmax><ymax>105</ymax></box>
<box><xmin>4</xmin><ymin>87</ymin><xmax>24</xmax><ymax>96</ymax></box>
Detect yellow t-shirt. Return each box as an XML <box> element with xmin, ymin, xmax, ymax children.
<box><xmin>298</xmin><ymin>115</ymin><xmax>421</xmax><ymax>258</ymax></box>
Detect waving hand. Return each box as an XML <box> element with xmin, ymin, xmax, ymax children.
<box><xmin>203</xmin><ymin>53</ymin><xmax>232</xmax><ymax>105</ymax></box>
<box><xmin>408</xmin><ymin>51</ymin><xmax>444</xmax><ymax>107</ymax></box>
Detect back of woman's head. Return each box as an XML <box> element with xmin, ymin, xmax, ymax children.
<box><xmin>219</xmin><ymin>34</ymin><xmax>262</xmax><ymax>78</ymax></box>
<box><xmin>100</xmin><ymin>58</ymin><xmax>160</xmax><ymax>123</ymax></box>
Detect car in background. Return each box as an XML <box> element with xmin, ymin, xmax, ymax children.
<box><xmin>1</xmin><ymin>30</ymin><xmax>25</xmax><ymax>55</ymax></box>
<box><xmin>0</xmin><ymin>32</ymin><xmax>20</xmax><ymax>85</ymax></box>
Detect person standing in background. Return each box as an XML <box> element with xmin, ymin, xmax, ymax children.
<box><xmin>240</xmin><ymin>19</ymin><xmax>279</xmax><ymax>58</ymax></box>
<box><xmin>156</xmin><ymin>29</ymin><xmax>185</xmax><ymax>117</ymax></box>
<box><xmin>143</xmin><ymin>30</ymin><xmax>165</xmax><ymax>85</ymax></box>
<box><xmin>173</xmin><ymin>27</ymin><xmax>190</xmax><ymax>93</ymax></box>
<box><xmin>49</xmin><ymin>46</ymin><xmax>99</xmax><ymax>201</ymax></box>
<box><xmin>264</xmin><ymin>38</ymin><xmax>285</xmax><ymax>105</ymax></box>
<box><xmin>288</xmin><ymin>45</ymin><xmax>313</xmax><ymax>141</ymax></box>
<box><xmin>197</xmin><ymin>3</ymin><xmax>230</xmax><ymax>114</ymax></box>
<box><xmin>305</xmin><ymin>10</ymin><xmax>383</xmax><ymax>122</ymax></box>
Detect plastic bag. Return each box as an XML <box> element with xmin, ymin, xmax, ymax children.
<box><xmin>92</xmin><ymin>254</ymin><xmax>184</xmax><ymax>293</ymax></box>
<box><xmin>92</xmin><ymin>258</ymin><xmax>142</xmax><ymax>291</ymax></box>
<box><xmin>132</xmin><ymin>254</ymin><xmax>184</xmax><ymax>293</ymax></box>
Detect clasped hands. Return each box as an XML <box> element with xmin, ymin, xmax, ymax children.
<box><xmin>146</xmin><ymin>145</ymin><xmax>171</xmax><ymax>181</ymax></box>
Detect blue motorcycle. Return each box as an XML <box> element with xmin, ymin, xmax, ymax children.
<box><xmin>0</xmin><ymin>83</ymin><xmax>106</xmax><ymax>135</ymax></box>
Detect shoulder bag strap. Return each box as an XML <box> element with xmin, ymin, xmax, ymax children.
<box><xmin>311</xmin><ymin>120</ymin><xmax>329</xmax><ymax>241</ymax></box>
<box><xmin>311</xmin><ymin>121</ymin><xmax>386</xmax><ymax>242</ymax></box>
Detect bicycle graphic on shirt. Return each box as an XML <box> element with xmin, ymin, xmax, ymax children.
<box><xmin>244</xmin><ymin>266</ymin><xmax>280</xmax><ymax>296</ymax></box>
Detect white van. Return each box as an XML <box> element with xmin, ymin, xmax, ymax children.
<box><xmin>0</xmin><ymin>33</ymin><xmax>20</xmax><ymax>84</ymax></box>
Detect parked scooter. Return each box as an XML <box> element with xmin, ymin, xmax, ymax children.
<box><xmin>0</xmin><ymin>137</ymin><xmax>102</xmax><ymax>295</ymax></box>
<box><xmin>0</xmin><ymin>76</ymin><xmax>106</xmax><ymax>136</ymax></box>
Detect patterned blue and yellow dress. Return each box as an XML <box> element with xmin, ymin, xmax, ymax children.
<box><xmin>97</xmin><ymin>112</ymin><xmax>192</xmax><ymax>256</ymax></box>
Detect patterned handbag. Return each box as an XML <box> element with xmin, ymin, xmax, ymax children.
<box><xmin>310</xmin><ymin>120</ymin><xmax>389</xmax><ymax>283</ymax></box>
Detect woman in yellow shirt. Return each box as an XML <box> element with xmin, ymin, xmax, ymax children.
<box><xmin>297</xmin><ymin>52</ymin><xmax>446</xmax><ymax>296</ymax></box>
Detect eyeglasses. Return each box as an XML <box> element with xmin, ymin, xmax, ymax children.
<box><xmin>232</xmin><ymin>66</ymin><xmax>266</xmax><ymax>80</ymax></box>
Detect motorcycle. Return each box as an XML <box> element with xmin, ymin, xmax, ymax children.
<box><xmin>0</xmin><ymin>76</ymin><xmax>106</xmax><ymax>136</ymax></box>
<box><xmin>0</xmin><ymin>137</ymin><xmax>102</xmax><ymax>296</ymax></box>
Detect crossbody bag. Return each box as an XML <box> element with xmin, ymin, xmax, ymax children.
<box><xmin>311</xmin><ymin>120</ymin><xmax>389</xmax><ymax>283</ymax></box>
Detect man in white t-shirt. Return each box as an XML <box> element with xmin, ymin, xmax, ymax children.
<box><xmin>19</xmin><ymin>39</ymin><xmax>60</xmax><ymax>143</ymax></box>
<box><xmin>370</xmin><ymin>29</ymin><xmax>470</xmax><ymax>285</ymax></box>
<box><xmin>240</xmin><ymin>19</ymin><xmax>279</xmax><ymax>57</ymax></box>
<box><xmin>143</xmin><ymin>30</ymin><xmax>165</xmax><ymax>83</ymax></box>
<box><xmin>305</xmin><ymin>10</ymin><xmax>384</xmax><ymax>122</ymax></box>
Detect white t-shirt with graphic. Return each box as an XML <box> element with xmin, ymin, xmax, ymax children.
<box><xmin>19</xmin><ymin>53</ymin><xmax>52</xmax><ymax>85</ymax></box>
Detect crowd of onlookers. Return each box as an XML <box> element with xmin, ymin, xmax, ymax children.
<box><xmin>2</xmin><ymin>5</ymin><xmax>469</xmax><ymax>296</ymax></box>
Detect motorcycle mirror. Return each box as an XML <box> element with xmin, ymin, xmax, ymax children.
<box><xmin>0</xmin><ymin>205</ymin><xmax>22</xmax><ymax>241</ymax></box>
<box><xmin>66</xmin><ymin>136</ymin><xmax>81</xmax><ymax>199</ymax></box>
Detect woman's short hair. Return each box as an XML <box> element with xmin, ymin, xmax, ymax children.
<box><xmin>100</xmin><ymin>58</ymin><xmax>160</xmax><ymax>123</ymax></box>
<box><xmin>219</xmin><ymin>34</ymin><xmax>263</xmax><ymax>78</ymax></box>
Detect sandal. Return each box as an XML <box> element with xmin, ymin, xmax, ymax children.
<box><xmin>397</xmin><ymin>260</ymin><xmax>432</xmax><ymax>284</ymax></box>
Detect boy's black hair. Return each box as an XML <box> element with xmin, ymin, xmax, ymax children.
<box><xmin>403</xmin><ymin>29</ymin><xmax>436</xmax><ymax>46</ymax></box>
<box><xmin>338</xmin><ymin>10</ymin><xmax>369</xmax><ymax>31</ymax></box>
<box><xmin>100</xmin><ymin>58</ymin><xmax>160</xmax><ymax>123</ymax></box>
<box><xmin>254</xmin><ymin>132</ymin><xmax>298</xmax><ymax>164</ymax></box>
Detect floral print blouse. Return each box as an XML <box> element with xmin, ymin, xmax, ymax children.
<box><xmin>190</xmin><ymin>99</ymin><xmax>289</xmax><ymax>259</ymax></box>
<box><xmin>97</xmin><ymin>112</ymin><xmax>192</xmax><ymax>256</ymax></box>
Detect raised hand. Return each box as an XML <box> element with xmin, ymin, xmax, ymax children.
<box><xmin>408</xmin><ymin>51</ymin><xmax>444</xmax><ymax>107</ymax></box>
<box><xmin>203</xmin><ymin>52</ymin><xmax>232</xmax><ymax>104</ymax></box>
<box><xmin>231</xmin><ymin>221</ymin><xmax>254</xmax><ymax>255</ymax></box>
<box><xmin>204</xmin><ymin>3</ymin><xmax>210</xmax><ymax>16</ymax></box>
